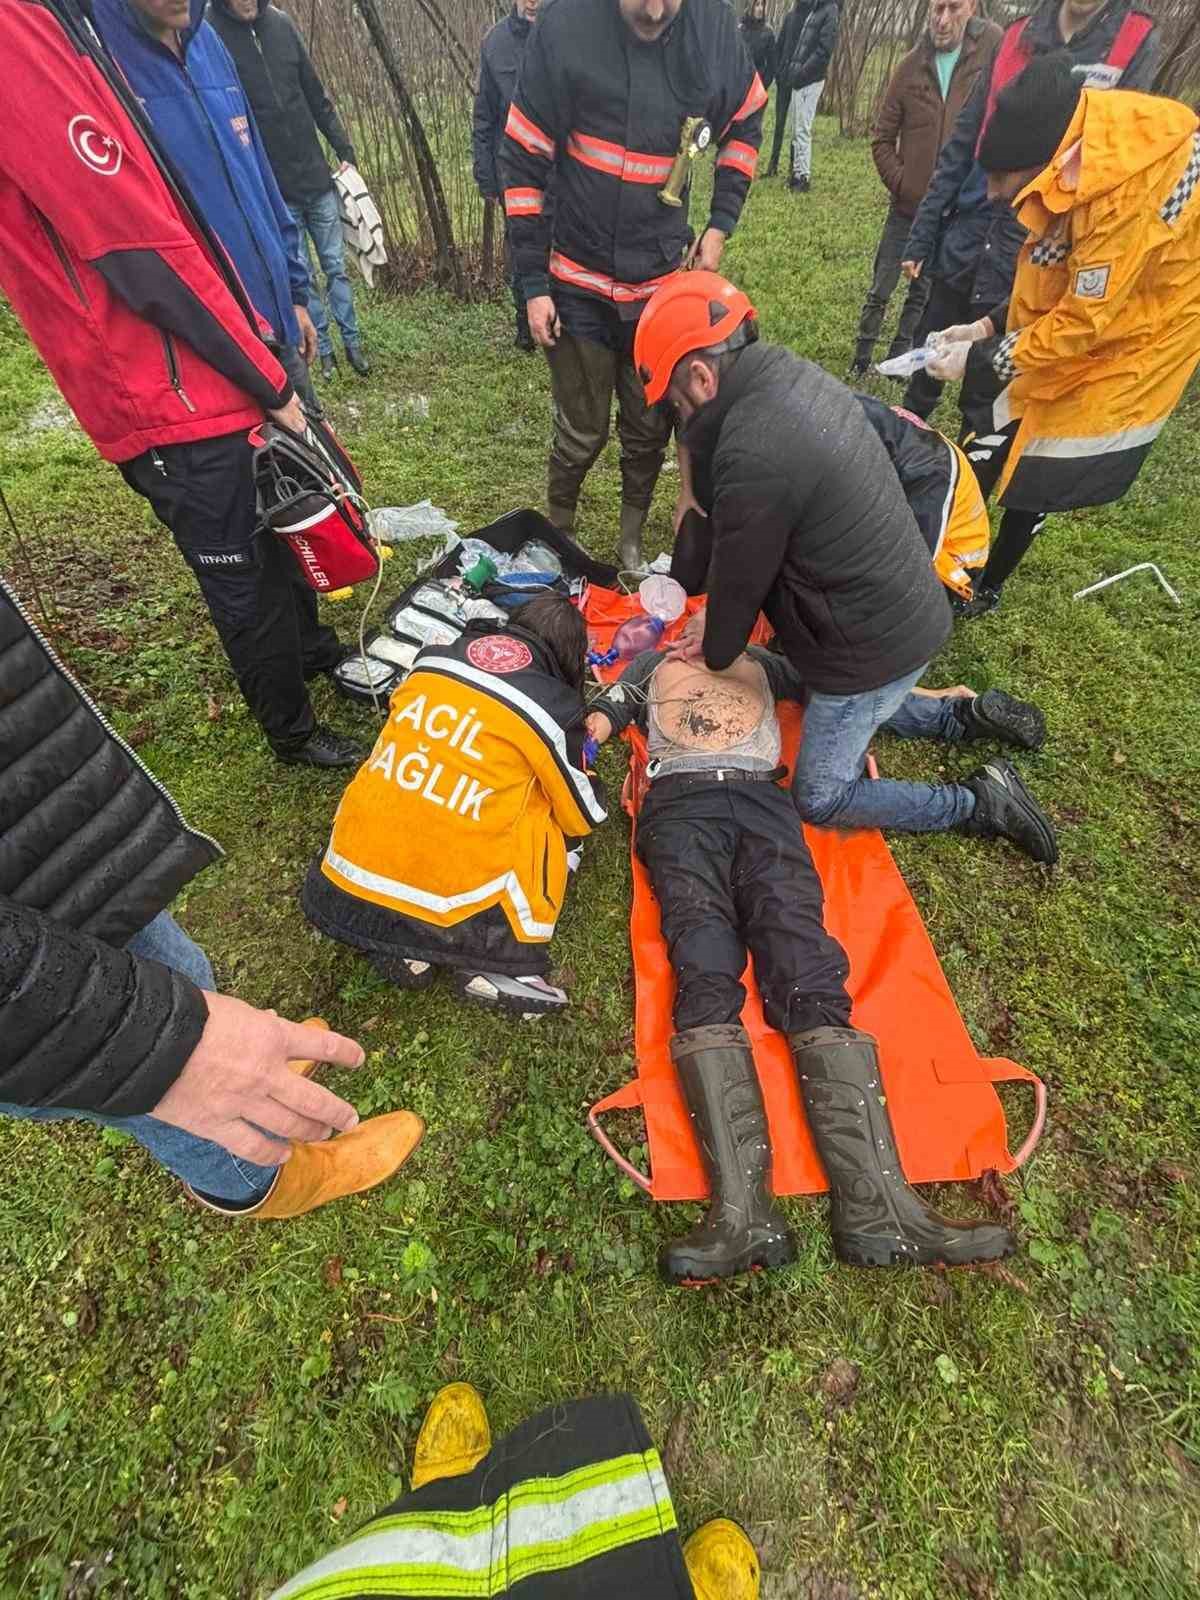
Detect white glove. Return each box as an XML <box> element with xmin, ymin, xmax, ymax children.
<box><xmin>924</xmin><ymin>340</ymin><xmax>972</xmax><ymax>382</ymax></box>
<box><xmin>927</xmin><ymin>318</ymin><xmax>994</xmax><ymax>352</ymax></box>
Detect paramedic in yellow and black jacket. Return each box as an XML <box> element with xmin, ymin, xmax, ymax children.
<box><xmin>925</xmin><ymin>53</ymin><xmax>1200</xmax><ymax>617</ymax></box>
<box><xmin>302</xmin><ymin>597</ymin><xmax>607</xmax><ymax>1016</ymax></box>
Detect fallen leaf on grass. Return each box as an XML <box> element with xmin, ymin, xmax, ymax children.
<box><xmin>322</xmin><ymin>1256</ymin><xmax>344</xmax><ymax>1288</ymax></box>
<box><xmin>977</xmin><ymin>1261</ymin><xmax>1031</xmax><ymax>1295</ymax></box>
<box><xmin>486</xmin><ymin>1095</ymin><xmax>515</xmax><ymax>1136</ymax></box>
<box><xmin>943</xmin><ymin>1547</ymin><xmax>994</xmax><ymax>1599</ymax></box>
<box><xmin>331</xmin><ymin>1496</ymin><xmax>348</xmax><ymax>1521</ymax></box>
<box><xmin>205</xmin><ymin>692</ymin><xmax>221</xmax><ymax>722</ymax></box>
<box><xmin>662</xmin><ymin>1408</ymin><xmax>692</xmax><ymax>1479</ymax></box>
<box><xmin>75</xmin><ymin>1292</ymin><xmax>100</xmax><ymax>1339</ymax></box>
<box><xmin>976</xmin><ymin>1168</ymin><xmax>1018</xmax><ymax>1224</ymax></box>
<box><xmin>819</xmin><ymin>1357</ymin><xmax>860</xmax><ymax>1410</ymax></box>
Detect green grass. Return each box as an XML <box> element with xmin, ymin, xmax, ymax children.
<box><xmin>1</xmin><ymin>115</ymin><xmax>1198</xmax><ymax>1600</ymax></box>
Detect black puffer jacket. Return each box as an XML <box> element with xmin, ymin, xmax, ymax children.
<box><xmin>0</xmin><ymin>575</ymin><xmax>218</xmax><ymax>1112</ymax></box>
<box><xmin>785</xmin><ymin>0</ymin><xmax>839</xmax><ymax>92</ymax></box>
<box><xmin>683</xmin><ymin>343</ymin><xmax>951</xmax><ymax>694</ymax></box>
<box><xmin>772</xmin><ymin>1</ymin><xmax>811</xmax><ymax>85</ymax></box>
<box><xmin>207</xmin><ymin>0</ymin><xmax>356</xmax><ymax>206</ymax></box>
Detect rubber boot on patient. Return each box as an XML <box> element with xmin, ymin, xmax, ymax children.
<box><xmin>588</xmin><ymin>650</ymin><xmax>1015</xmax><ymax>1280</ymax></box>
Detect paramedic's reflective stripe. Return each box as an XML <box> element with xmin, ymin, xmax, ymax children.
<box><xmin>503</xmin><ymin>186</ymin><xmax>544</xmax><ymax>217</ymax></box>
<box><xmin>566</xmin><ymin>130</ymin><xmax>674</xmax><ymax>185</ymax></box>
<box><xmin>1021</xmin><ymin>418</ymin><xmax>1168</xmax><ymax>459</ymax></box>
<box><xmin>324</xmin><ymin>851</ymin><xmax>555</xmax><ymax>939</ymax></box>
<box><xmin>716</xmin><ymin>139</ymin><xmax>757</xmax><ymax>180</ymax></box>
<box><xmin>931</xmin><ymin>434</ymin><xmax>960</xmax><ymax>561</ymax></box>
<box><xmin>505</xmin><ymin>104</ymin><xmax>555</xmax><ymax>159</ymax></box>
<box><xmin>418</xmin><ymin>654</ymin><xmax>609</xmax><ymax>825</ymax></box>
<box><xmin>549</xmin><ymin>251</ymin><xmax>677</xmax><ymax>304</ymax></box>
<box><xmin>269</xmin><ymin>1449</ymin><xmax>675</xmax><ymax>1600</ymax></box>
<box><xmin>722</xmin><ymin>72</ymin><xmax>768</xmax><ymax>136</ymax></box>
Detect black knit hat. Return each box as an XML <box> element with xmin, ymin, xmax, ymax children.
<box><xmin>978</xmin><ymin>52</ymin><xmax>1084</xmax><ymax>174</ymax></box>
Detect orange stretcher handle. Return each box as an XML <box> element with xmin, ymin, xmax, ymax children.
<box><xmin>586</xmin><ymin>1084</ymin><xmax>652</xmax><ymax>1193</ymax></box>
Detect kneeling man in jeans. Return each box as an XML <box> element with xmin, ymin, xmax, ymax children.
<box><xmin>634</xmin><ymin>271</ymin><xmax>1057</xmax><ymax>864</ymax></box>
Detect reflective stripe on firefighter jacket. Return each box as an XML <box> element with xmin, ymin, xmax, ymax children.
<box><xmin>498</xmin><ymin>0</ymin><xmax>766</xmax><ymax>304</ymax></box>
<box><xmin>973</xmin><ymin>90</ymin><xmax>1200</xmax><ymax>512</ymax></box>
<box><xmin>317</xmin><ymin>623</ymin><xmax>606</xmax><ymax>956</ymax></box>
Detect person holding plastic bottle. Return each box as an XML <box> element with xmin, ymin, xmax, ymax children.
<box><xmin>921</xmin><ymin>54</ymin><xmax>1200</xmax><ymax>617</ymax></box>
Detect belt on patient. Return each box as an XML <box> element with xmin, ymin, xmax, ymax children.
<box><xmin>646</xmin><ymin>761</ymin><xmax>788</xmax><ymax>786</ymax></box>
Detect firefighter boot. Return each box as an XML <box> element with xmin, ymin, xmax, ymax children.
<box><xmin>411</xmin><ymin>1383</ymin><xmax>491</xmax><ymax>1490</ymax></box>
<box><xmin>791</xmin><ymin>1026</ymin><xmax>1015</xmax><ymax>1268</ymax></box>
<box><xmin>684</xmin><ymin>1518</ymin><xmax>761</xmax><ymax>1600</ymax></box>
<box><xmin>618</xmin><ymin>502</ymin><xmax>648</xmax><ymax>572</ymax></box>
<box><xmin>660</xmin><ymin>1025</ymin><xmax>796</xmax><ymax>1285</ymax></box>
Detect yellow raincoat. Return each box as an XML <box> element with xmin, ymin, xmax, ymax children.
<box><xmin>987</xmin><ymin>90</ymin><xmax>1200</xmax><ymax>510</ymax></box>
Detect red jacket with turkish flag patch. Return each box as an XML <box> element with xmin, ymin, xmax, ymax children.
<box><xmin>499</xmin><ymin>0</ymin><xmax>766</xmax><ymax>306</ymax></box>
<box><xmin>0</xmin><ymin>0</ymin><xmax>290</xmax><ymax>463</ymax></box>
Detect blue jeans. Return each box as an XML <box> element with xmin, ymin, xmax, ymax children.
<box><xmin>0</xmin><ymin>911</ymin><xmax>278</xmax><ymax>1205</ymax></box>
<box><xmin>289</xmin><ymin>187</ymin><xmax>360</xmax><ymax>358</ymax></box>
<box><xmin>792</xmin><ymin>666</ymin><xmax>978</xmax><ymax>833</ymax></box>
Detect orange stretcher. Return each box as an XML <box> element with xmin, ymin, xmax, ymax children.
<box><xmin>581</xmin><ymin>584</ymin><xmax>1046</xmax><ymax>1201</ymax></box>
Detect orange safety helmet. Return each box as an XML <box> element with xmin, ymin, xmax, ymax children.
<box><xmin>634</xmin><ymin>270</ymin><xmax>758</xmax><ymax>406</ymax></box>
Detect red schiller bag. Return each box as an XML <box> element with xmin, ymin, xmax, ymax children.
<box><xmin>250</xmin><ymin>414</ymin><xmax>380</xmax><ymax>594</ymax></box>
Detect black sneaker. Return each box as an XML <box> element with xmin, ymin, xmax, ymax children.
<box><xmin>960</xmin><ymin>760</ymin><xmax>1058</xmax><ymax>865</ymax></box>
<box><xmin>344</xmin><ymin>344</ymin><xmax>370</xmax><ymax>377</ymax></box>
<box><xmin>952</xmin><ymin>584</ymin><xmax>1002</xmax><ymax>620</ymax></box>
<box><xmin>319</xmin><ymin>353</ymin><xmax>338</xmax><ymax>383</ymax></box>
<box><xmin>849</xmin><ymin>354</ymin><xmax>871</xmax><ymax>378</ymax></box>
<box><xmin>276</xmin><ymin>724</ymin><xmax>365</xmax><ymax>769</ymax></box>
<box><xmin>788</xmin><ymin>175</ymin><xmax>810</xmax><ymax>194</ymax></box>
<box><xmin>952</xmin><ymin>689</ymin><xmax>1046</xmax><ymax>751</ymax></box>
<box><xmin>453</xmin><ymin>970</ymin><xmax>568</xmax><ymax>1017</ymax></box>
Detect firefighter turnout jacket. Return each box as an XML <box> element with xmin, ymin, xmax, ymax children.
<box><xmin>499</xmin><ymin>0</ymin><xmax>767</xmax><ymax>308</ymax></box>
<box><xmin>971</xmin><ymin>90</ymin><xmax>1200</xmax><ymax>512</ymax></box>
<box><xmin>304</xmin><ymin>622</ymin><xmax>607</xmax><ymax>975</ymax></box>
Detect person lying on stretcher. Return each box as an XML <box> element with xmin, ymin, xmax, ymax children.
<box><xmin>303</xmin><ymin>596</ymin><xmax>605</xmax><ymax>1017</ymax></box>
<box><xmin>586</xmin><ymin>647</ymin><xmax>1016</xmax><ymax>1283</ymax></box>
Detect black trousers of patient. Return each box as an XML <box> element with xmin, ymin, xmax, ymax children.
<box><xmin>636</xmin><ymin>776</ymin><xmax>853</xmax><ymax>1036</ymax></box>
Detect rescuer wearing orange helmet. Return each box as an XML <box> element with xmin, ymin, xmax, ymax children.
<box><xmin>634</xmin><ymin>270</ymin><xmax>1057</xmax><ymax>862</ymax></box>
